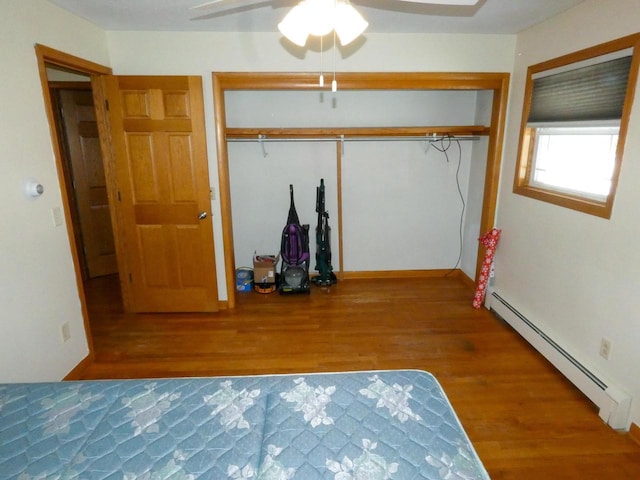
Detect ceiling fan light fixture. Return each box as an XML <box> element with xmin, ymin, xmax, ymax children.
<box><xmin>277</xmin><ymin>3</ymin><xmax>310</xmax><ymax>46</ymax></box>
<box><xmin>334</xmin><ymin>1</ymin><xmax>368</xmax><ymax>46</ymax></box>
<box><xmin>279</xmin><ymin>0</ymin><xmax>368</xmax><ymax>47</ymax></box>
<box><xmin>304</xmin><ymin>0</ymin><xmax>335</xmax><ymax>37</ymax></box>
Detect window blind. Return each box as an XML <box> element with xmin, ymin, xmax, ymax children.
<box><xmin>528</xmin><ymin>55</ymin><xmax>632</xmax><ymax>124</ymax></box>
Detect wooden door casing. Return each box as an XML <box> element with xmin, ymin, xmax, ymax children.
<box><xmin>213</xmin><ymin>72</ymin><xmax>510</xmax><ymax>307</ymax></box>
<box><xmin>58</xmin><ymin>88</ymin><xmax>118</xmax><ymax>279</ymax></box>
<box><xmin>106</xmin><ymin>76</ymin><xmax>219</xmax><ymax>312</ymax></box>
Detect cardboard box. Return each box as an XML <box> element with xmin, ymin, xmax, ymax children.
<box><xmin>253</xmin><ymin>253</ymin><xmax>279</xmax><ymax>284</ymax></box>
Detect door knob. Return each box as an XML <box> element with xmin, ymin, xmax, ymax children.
<box><xmin>198</xmin><ymin>211</ymin><xmax>208</xmax><ymax>220</ymax></box>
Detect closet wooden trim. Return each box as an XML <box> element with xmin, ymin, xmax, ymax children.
<box><xmin>215</xmin><ymin>72</ymin><xmax>508</xmax><ymax>91</ymax></box>
<box><xmin>213</xmin><ymin>71</ymin><xmax>510</xmax><ymax>308</ymax></box>
<box><xmin>225</xmin><ymin>126</ymin><xmax>490</xmax><ymax>139</ymax></box>
<box><xmin>336</xmin><ymin>140</ymin><xmax>344</xmax><ymax>279</ymax></box>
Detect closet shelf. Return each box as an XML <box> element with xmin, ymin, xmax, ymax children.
<box><xmin>225</xmin><ymin>125</ymin><xmax>490</xmax><ymax>140</ymax></box>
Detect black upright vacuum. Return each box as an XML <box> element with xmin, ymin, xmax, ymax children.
<box><xmin>312</xmin><ymin>179</ymin><xmax>337</xmax><ymax>286</ymax></box>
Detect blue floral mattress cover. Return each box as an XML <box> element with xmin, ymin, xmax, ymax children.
<box><xmin>0</xmin><ymin>369</ymin><xmax>489</xmax><ymax>479</ymax></box>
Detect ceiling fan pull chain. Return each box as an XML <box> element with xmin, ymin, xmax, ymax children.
<box><xmin>332</xmin><ymin>29</ymin><xmax>337</xmax><ymax>92</ymax></box>
<box><xmin>320</xmin><ymin>35</ymin><xmax>324</xmax><ymax>87</ymax></box>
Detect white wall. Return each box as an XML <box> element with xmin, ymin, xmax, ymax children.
<box><xmin>226</xmin><ymin>89</ymin><xmax>483</xmax><ymax>274</ymax></box>
<box><xmin>494</xmin><ymin>0</ymin><xmax>640</xmax><ymax>428</ymax></box>
<box><xmin>0</xmin><ymin>0</ymin><xmax>110</xmax><ymax>381</ymax></box>
<box><xmin>106</xmin><ymin>31</ymin><xmax>516</xmax><ymax>295</ymax></box>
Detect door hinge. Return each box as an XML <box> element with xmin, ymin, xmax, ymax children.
<box><xmin>105</xmin><ymin>99</ymin><xmax>109</xmax><ymax>111</ymax></box>
<box><xmin>128</xmin><ymin>273</ymin><xmax>133</xmax><ymax>283</ymax></box>
<box><xmin>117</xmin><ymin>191</ymin><xmax>121</xmax><ymax>202</ymax></box>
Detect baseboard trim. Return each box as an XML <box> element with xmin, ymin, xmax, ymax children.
<box><xmin>63</xmin><ymin>354</ymin><xmax>92</xmax><ymax>381</ymax></box>
<box><xmin>340</xmin><ymin>269</ymin><xmax>468</xmax><ymax>280</ymax></box>
<box><xmin>630</xmin><ymin>422</ymin><xmax>640</xmax><ymax>446</ymax></box>
<box><xmin>457</xmin><ymin>270</ymin><xmax>475</xmax><ymax>288</ymax></box>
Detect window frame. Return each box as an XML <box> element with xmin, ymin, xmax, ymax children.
<box><xmin>513</xmin><ymin>34</ymin><xmax>640</xmax><ymax>219</ymax></box>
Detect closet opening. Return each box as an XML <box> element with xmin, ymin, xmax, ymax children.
<box><xmin>213</xmin><ymin>73</ymin><xmax>509</xmax><ymax>308</ymax></box>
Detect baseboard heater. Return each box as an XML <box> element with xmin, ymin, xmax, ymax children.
<box><xmin>485</xmin><ymin>288</ymin><xmax>631</xmax><ymax>431</ymax></box>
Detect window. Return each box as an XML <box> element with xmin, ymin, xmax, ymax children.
<box><xmin>530</xmin><ymin>125</ymin><xmax>618</xmax><ymax>201</ymax></box>
<box><xmin>514</xmin><ymin>34</ymin><xmax>640</xmax><ymax>218</ymax></box>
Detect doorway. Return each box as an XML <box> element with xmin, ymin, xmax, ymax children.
<box><xmin>36</xmin><ymin>45</ymin><xmax>220</xmax><ymax>324</ymax></box>
<box><xmin>48</xmin><ymin>73</ymin><xmax>118</xmax><ymax>281</ymax></box>
<box><xmin>35</xmin><ymin>44</ymin><xmax>117</xmax><ymax>365</ymax></box>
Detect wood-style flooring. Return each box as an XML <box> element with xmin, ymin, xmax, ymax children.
<box><xmin>79</xmin><ymin>274</ymin><xmax>640</xmax><ymax>479</ymax></box>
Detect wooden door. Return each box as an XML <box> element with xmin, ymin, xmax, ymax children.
<box><xmin>58</xmin><ymin>88</ymin><xmax>118</xmax><ymax>279</ymax></box>
<box><xmin>105</xmin><ymin>76</ymin><xmax>219</xmax><ymax>312</ymax></box>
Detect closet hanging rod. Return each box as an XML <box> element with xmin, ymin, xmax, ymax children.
<box><xmin>227</xmin><ymin>135</ymin><xmax>481</xmax><ymax>143</ymax></box>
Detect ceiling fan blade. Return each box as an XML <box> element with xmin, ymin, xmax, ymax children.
<box><xmin>190</xmin><ymin>0</ymin><xmax>276</xmax><ymax>15</ymax></box>
<box><xmin>190</xmin><ymin>0</ymin><xmax>481</xmax><ymax>9</ymax></box>
<box><xmin>190</xmin><ymin>0</ymin><xmax>225</xmax><ymax>9</ymax></box>
<box><xmin>396</xmin><ymin>0</ymin><xmax>479</xmax><ymax>4</ymax></box>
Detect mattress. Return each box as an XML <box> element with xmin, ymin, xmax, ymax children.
<box><xmin>0</xmin><ymin>369</ymin><xmax>489</xmax><ymax>479</ymax></box>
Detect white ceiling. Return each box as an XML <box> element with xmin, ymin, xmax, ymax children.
<box><xmin>47</xmin><ymin>0</ymin><xmax>585</xmax><ymax>35</ymax></box>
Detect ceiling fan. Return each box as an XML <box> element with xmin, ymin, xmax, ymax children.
<box><xmin>191</xmin><ymin>0</ymin><xmax>480</xmax><ymax>47</ymax></box>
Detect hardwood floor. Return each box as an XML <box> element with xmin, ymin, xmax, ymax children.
<box><xmin>80</xmin><ymin>274</ymin><xmax>640</xmax><ymax>479</ymax></box>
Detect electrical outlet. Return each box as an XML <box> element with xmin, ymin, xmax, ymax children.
<box><xmin>600</xmin><ymin>337</ymin><xmax>611</xmax><ymax>360</ymax></box>
<box><xmin>61</xmin><ymin>322</ymin><xmax>71</xmax><ymax>343</ymax></box>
